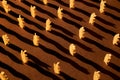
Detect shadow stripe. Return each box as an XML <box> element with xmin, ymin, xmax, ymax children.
<box><xmin>0</xmin><ymin>24</ymin><xmax>33</xmax><ymax>46</ymax></box>
<box><xmin>24</xmin><ymin>27</ymin><xmax>93</xmax><ymax>52</ymax></box>
<box><xmin>83</xmin><ymin>38</ymin><xmax>120</xmax><ymax>59</ymax></box>
<box><xmin>0</xmin><ymin>61</ymin><xmax>30</xmax><ymax>80</ymax></box>
<box><xmin>7</xmin><ymin>1</ymin><xmax>31</xmax><ymax>16</ymax></box>
<box><xmin>63</xmin><ymin>17</ymin><xmax>81</xmax><ymax>29</ymax></box>
<box><xmin>60</xmin><ymin>72</ymin><xmax>76</xmax><ymax>80</ymax></box>
<box><xmin>94</xmin><ymin>23</ymin><xmax>116</xmax><ymax>36</ymax></box>
<box><xmin>106</xmin><ymin>4</ymin><xmax>120</xmax><ymax>13</ymax></box>
<box><xmin>50</xmin><ymin>30</ymin><xmax>93</xmax><ymax>52</ymax></box>
<box><xmin>8</xmin><ymin>11</ymin><xmax>44</xmax><ymax>30</ymax></box>
<box><xmin>0</xmin><ymin>46</ymin><xmax>22</xmax><ymax>64</ymax></box>
<box><xmin>75</xmin><ymin>53</ymin><xmax>120</xmax><ymax>80</ymax></box>
<box><xmin>7</xmin><ymin>43</ymin><xmax>50</xmax><ymax>70</ymax></box>
<box><xmin>0</xmin><ymin>13</ymin><xmax>18</xmax><ymax>25</ymax></box>
<box><xmin>105</xmin><ymin>12</ymin><xmax>120</xmax><ymax>21</ymax></box>
<box><xmin>27</xmin><ymin>61</ymin><xmax>62</xmax><ymax>80</ymax></box>
<box><xmin>63</xmin><ymin>10</ymin><xmax>83</xmax><ymax>21</ymax></box>
<box><xmin>52</xmin><ymin>23</ymin><xmax>74</xmax><ymax>37</ymax></box>
<box><xmin>85</xmin><ymin>27</ymin><xmax>104</xmax><ymax>40</ymax></box>
<box><xmin>54</xmin><ymin>0</ymin><xmax>69</xmax><ymax>7</ymax></box>
<box><xmin>96</xmin><ymin>17</ymin><xmax>115</xmax><ymax>27</ymax></box>
<box><xmin>35</xmin><ymin>16</ymin><xmax>74</xmax><ymax>37</ymax></box>
<box><xmin>22</xmin><ymin>0</ymin><xmax>57</xmax><ymax>18</ymax></box>
<box><xmin>76</xmin><ymin>0</ymin><xmax>99</xmax><ymax>9</ymax></box>
<box><xmin>74</xmin><ymin>7</ymin><xmax>90</xmax><ymax>17</ymax></box>
<box><xmin>109</xmin><ymin>62</ymin><xmax>120</xmax><ymax>72</ymax></box>
<box><xmin>39</xmin><ymin>43</ymin><xmax>89</xmax><ymax>74</ymax></box>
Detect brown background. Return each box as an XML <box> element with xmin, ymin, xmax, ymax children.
<box><xmin>0</xmin><ymin>0</ymin><xmax>120</xmax><ymax>80</ymax></box>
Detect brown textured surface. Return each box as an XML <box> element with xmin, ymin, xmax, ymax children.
<box><xmin>0</xmin><ymin>0</ymin><xmax>120</xmax><ymax>80</ymax></box>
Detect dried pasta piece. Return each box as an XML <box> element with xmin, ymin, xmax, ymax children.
<box><xmin>33</xmin><ymin>33</ymin><xmax>40</xmax><ymax>46</ymax></box>
<box><xmin>99</xmin><ymin>0</ymin><xmax>106</xmax><ymax>13</ymax></box>
<box><xmin>46</xmin><ymin>18</ymin><xmax>52</xmax><ymax>31</ymax></box>
<box><xmin>69</xmin><ymin>0</ymin><xmax>75</xmax><ymax>9</ymax></box>
<box><xmin>0</xmin><ymin>71</ymin><xmax>8</xmax><ymax>80</ymax></box>
<box><xmin>30</xmin><ymin>5</ymin><xmax>36</xmax><ymax>18</ymax></box>
<box><xmin>53</xmin><ymin>62</ymin><xmax>61</xmax><ymax>74</ymax></box>
<box><xmin>89</xmin><ymin>13</ymin><xmax>96</xmax><ymax>25</ymax></box>
<box><xmin>43</xmin><ymin>0</ymin><xmax>48</xmax><ymax>5</ymax></box>
<box><xmin>21</xmin><ymin>50</ymin><xmax>28</xmax><ymax>64</ymax></box>
<box><xmin>2</xmin><ymin>0</ymin><xmax>10</xmax><ymax>13</ymax></box>
<box><xmin>104</xmin><ymin>54</ymin><xmax>112</xmax><ymax>65</ymax></box>
<box><xmin>69</xmin><ymin>43</ymin><xmax>76</xmax><ymax>56</ymax></box>
<box><xmin>2</xmin><ymin>34</ymin><xmax>10</xmax><ymax>46</ymax></box>
<box><xmin>93</xmin><ymin>71</ymin><xmax>101</xmax><ymax>80</ymax></box>
<box><xmin>57</xmin><ymin>7</ymin><xmax>63</xmax><ymax>19</ymax></box>
<box><xmin>17</xmin><ymin>15</ymin><xmax>25</xmax><ymax>29</ymax></box>
<box><xmin>113</xmin><ymin>33</ymin><xmax>120</xmax><ymax>45</ymax></box>
<box><xmin>79</xmin><ymin>27</ymin><xmax>85</xmax><ymax>39</ymax></box>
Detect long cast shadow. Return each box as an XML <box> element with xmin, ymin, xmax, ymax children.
<box><xmin>9</xmin><ymin>11</ymin><xmax>19</xmax><ymax>18</ymax></box>
<box><xmin>76</xmin><ymin>0</ymin><xmax>99</xmax><ymax>9</ymax></box>
<box><xmin>0</xmin><ymin>6</ymin><xmax>5</xmax><ymax>12</ymax></box>
<box><xmin>52</xmin><ymin>23</ymin><xmax>75</xmax><ymax>37</ymax></box>
<box><xmin>27</xmin><ymin>54</ymin><xmax>50</xmax><ymax>70</ymax></box>
<box><xmin>0</xmin><ymin>61</ymin><xmax>30</xmax><ymax>80</ymax></box>
<box><xmin>27</xmin><ymin>61</ymin><xmax>62</xmax><ymax>80</ymax></box>
<box><xmin>74</xmin><ymin>5</ymin><xmax>115</xmax><ymax>27</ymax></box>
<box><xmin>9</xmin><ymin>10</ymin><xmax>44</xmax><ymax>30</ymax></box>
<box><xmin>35</xmin><ymin>15</ymin><xmax>46</xmax><ymax>23</ymax></box>
<box><xmin>0</xmin><ymin>46</ymin><xmax>22</xmax><ymax>64</ymax></box>
<box><xmin>8</xmin><ymin>43</ymin><xmax>22</xmax><ymax>52</ymax></box>
<box><xmin>24</xmin><ymin>26</ymin><xmax>92</xmax><ymax>52</ymax></box>
<box><xmin>22</xmin><ymin>0</ymin><xmax>57</xmax><ymax>18</ymax></box>
<box><xmin>96</xmin><ymin>16</ymin><xmax>115</xmax><ymax>27</ymax></box>
<box><xmin>50</xmin><ymin>30</ymin><xmax>93</xmax><ymax>52</ymax></box>
<box><xmin>94</xmin><ymin>23</ymin><xmax>116</xmax><ymax>36</ymax></box>
<box><xmin>0</xmin><ymin>24</ymin><xmax>33</xmax><ymax>46</ymax></box>
<box><xmin>46</xmin><ymin>1</ymin><xmax>84</xmax><ymax>22</ymax></box>
<box><xmin>1</xmin><ymin>10</ymin><xmax>44</xmax><ymax>30</ymax></box>
<box><xmin>6</xmin><ymin>43</ymin><xmax>50</xmax><ymax>69</ymax></box>
<box><xmin>63</xmin><ymin>10</ymin><xmax>83</xmax><ymax>21</ymax></box>
<box><xmin>48</xmin><ymin>3</ymin><xmax>58</xmax><ymax>10</ymax></box>
<box><xmin>2</xmin><ymin>23</ymin><xmax>89</xmax><ymax>74</ymax></box>
<box><xmin>7</xmin><ymin>1</ymin><xmax>31</xmax><ymax>16</ymax></box>
<box><xmin>90</xmin><ymin>0</ymin><xmax>100</xmax><ymax>3</ymax></box>
<box><xmin>83</xmin><ymin>37</ymin><xmax>120</xmax><ymax>59</ymax></box>
<box><xmin>24</xmin><ymin>27</ymin><xmax>71</xmax><ymax>55</ymax></box>
<box><xmin>85</xmin><ymin>27</ymin><xmax>104</xmax><ymax>40</ymax></box>
<box><xmin>33</xmin><ymin>0</ymin><xmax>43</xmax><ymax>5</ymax></box>
<box><xmin>35</xmin><ymin>15</ymin><xmax>75</xmax><ymax>37</ymax></box>
<box><xmin>56</xmin><ymin>0</ymin><xmax>115</xmax><ymax>28</ymax></box>
<box><xmin>62</xmin><ymin>17</ymin><xmax>81</xmax><ymax>29</ymax></box>
<box><xmin>109</xmin><ymin>62</ymin><xmax>120</xmax><ymax>72</ymax></box>
<box><xmin>106</xmin><ymin>4</ymin><xmax>120</xmax><ymax>13</ymax></box>
<box><xmin>0</xmin><ymin>13</ymin><xmax>18</xmax><ymax>25</ymax></box>
<box><xmin>55</xmin><ymin>0</ymin><xmax>69</xmax><ymax>7</ymax></box>
<box><xmin>25</xmin><ymin>26</ymin><xmax>92</xmax><ymax>53</ymax></box>
<box><xmin>74</xmin><ymin>7</ymin><xmax>90</xmax><ymax>17</ymax></box>
<box><xmin>8</xmin><ymin>1</ymin><xmax>45</xmax><ymax>30</ymax></box>
<box><xmin>59</xmin><ymin>72</ymin><xmax>76</xmax><ymax>80</ymax></box>
<box><xmin>38</xmin><ymin>43</ymin><xmax>89</xmax><ymax>74</ymax></box>
<box><xmin>75</xmin><ymin>53</ymin><xmax>120</xmax><ymax>79</ymax></box>
<box><xmin>104</xmin><ymin>12</ymin><xmax>120</xmax><ymax>21</ymax></box>
<box><xmin>54</xmin><ymin>0</ymin><xmax>94</xmax><ymax>21</ymax></box>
